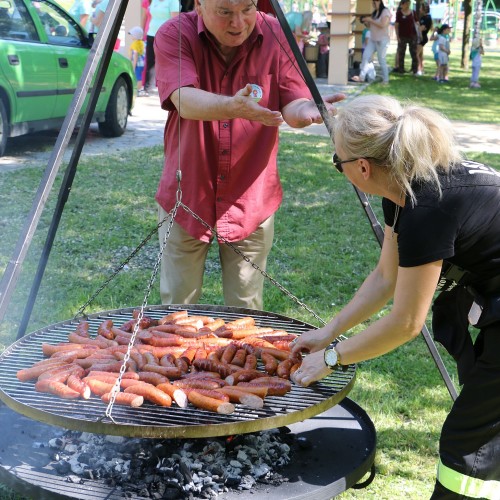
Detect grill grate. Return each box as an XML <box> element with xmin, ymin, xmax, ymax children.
<box><xmin>0</xmin><ymin>305</ymin><xmax>355</xmax><ymax>438</ymax></box>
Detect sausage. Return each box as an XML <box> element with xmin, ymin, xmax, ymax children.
<box><xmin>67</xmin><ymin>374</ymin><xmax>91</xmax><ymax>399</ymax></box>
<box><xmin>101</xmin><ymin>392</ymin><xmax>144</xmax><ymax>407</ymax></box>
<box><xmin>173</xmin><ymin>378</ymin><xmax>224</xmax><ymax>390</ymax></box>
<box><xmin>243</xmin><ymin>353</ymin><xmax>258</xmax><ymax>370</ymax></box>
<box><xmin>160</xmin><ymin>353</ymin><xmax>177</xmax><ymax>367</ymax></box>
<box><xmin>124</xmin><ymin>383</ymin><xmax>172</xmax><ymax>407</ymax></box>
<box><xmin>35</xmin><ymin>379</ymin><xmax>81</xmax><ymax>399</ymax></box>
<box><xmin>143</xmin><ymin>351</ymin><xmax>159</xmax><ymax>366</ymax></box>
<box><xmin>17</xmin><ymin>361</ymin><xmax>70</xmax><ymax>382</ymax></box>
<box><xmin>215</xmin><ymin>386</ymin><xmax>265</xmax><ymax>409</ymax></box>
<box><xmin>179</xmin><ymin>347</ymin><xmax>197</xmax><ymax>364</ymax></box>
<box><xmin>225</xmin><ymin>369</ymin><xmax>266</xmax><ymax>385</ymax></box>
<box><xmin>73</xmin><ymin>321</ymin><xmax>90</xmax><ymax>337</ymax></box>
<box><xmin>87</xmin><ymin>370</ymin><xmax>140</xmax><ymax>380</ymax></box>
<box><xmin>276</xmin><ymin>359</ymin><xmax>295</xmax><ymax>379</ymax></box>
<box><xmin>137</xmin><ymin>371</ymin><xmax>169</xmax><ymax>386</ymax></box>
<box><xmin>193</xmin><ymin>348</ymin><xmax>208</xmax><ymax>361</ymax></box>
<box><xmin>187</xmin><ymin>390</ymin><xmax>235</xmax><ymax>414</ymax></box>
<box><xmin>156</xmin><ymin>382</ymin><xmax>188</xmax><ymax>408</ymax></box>
<box><xmin>272</xmin><ymin>340</ymin><xmax>293</xmax><ymax>352</ymax></box>
<box><xmin>199</xmin><ymin>318</ymin><xmax>225</xmax><ymax>331</ymax></box>
<box><xmin>230</xmin><ymin>349</ymin><xmax>247</xmax><ymax>367</ymax></box>
<box><xmin>239</xmin><ymin>378</ymin><xmax>291</xmax><ymax>396</ymax></box>
<box><xmin>220</xmin><ymin>344</ymin><xmax>238</xmax><ymax>365</ymax></box>
<box><xmin>258</xmin><ymin>347</ymin><xmax>291</xmax><ymax>361</ymax></box>
<box><xmin>37</xmin><ymin>364</ymin><xmax>85</xmax><ymax>382</ymax></box>
<box><xmin>86</xmin><ymin>379</ymin><xmax>116</xmax><ymax>396</ymax></box>
<box><xmin>158</xmin><ymin>310</ymin><xmax>188</xmax><ymax>324</ymax></box>
<box><xmin>192</xmin><ymin>359</ymin><xmax>235</xmax><ymax>378</ymax></box>
<box><xmin>261</xmin><ymin>352</ymin><xmax>279</xmax><ymax>375</ymax></box>
<box><xmin>142</xmin><ymin>364</ymin><xmax>182</xmax><ymax>379</ymax></box>
<box><xmin>144</xmin><ymin>335</ymin><xmax>183</xmax><ymax>347</ymax></box>
<box><xmin>181</xmin><ymin>371</ymin><xmax>221</xmax><ymax>379</ymax></box>
<box><xmin>225</xmin><ymin>317</ymin><xmax>255</xmax><ymax>329</ymax></box>
<box><xmin>175</xmin><ymin>357</ymin><xmax>189</xmax><ymax>374</ymax></box>
<box><xmin>97</xmin><ymin>319</ymin><xmax>115</xmax><ymax>339</ymax></box>
<box><xmin>182</xmin><ymin>387</ymin><xmax>230</xmax><ymax>402</ymax></box>
<box><xmin>172</xmin><ymin>317</ymin><xmax>204</xmax><ymax>329</ymax></box>
<box><xmin>231</xmin><ymin>384</ymin><xmax>269</xmax><ymax>398</ymax></box>
<box><xmin>41</xmin><ymin>342</ymin><xmax>98</xmax><ymax>357</ymax></box>
<box><xmin>68</xmin><ymin>332</ymin><xmax>109</xmax><ymax>348</ymax></box>
<box><xmin>230</xmin><ymin>327</ymin><xmax>274</xmax><ymax>340</ymax></box>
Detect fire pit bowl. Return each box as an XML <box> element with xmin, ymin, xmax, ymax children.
<box><xmin>0</xmin><ymin>396</ymin><xmax>376</xmax><ymax>499</ymax></box>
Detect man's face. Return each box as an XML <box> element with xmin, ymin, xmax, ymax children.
<box><xmin>196</xmin><ymin>0</ymin><xmax>257</xmax><ymax>51</ymax></box>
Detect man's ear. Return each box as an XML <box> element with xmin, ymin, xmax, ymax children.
<box><xmin>194</xmin><ymin>0</ymin><xmax>203</xmax><ymax>15</ymax></box>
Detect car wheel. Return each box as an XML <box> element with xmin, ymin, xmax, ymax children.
<box><xmin>0</xmin><ymin>99</ymin><xmax>8</xmax><ymax>157</ymax></box>
<box><xmin>98</xmin><ymin>77</ymin><xmax>130</xmax><ymax>138</ymax></box>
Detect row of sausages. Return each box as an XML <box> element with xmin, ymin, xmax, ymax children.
<box><xmin>16</xmin><ymin>311</ymin><xmax>301</xmax><ymax>414</ymax></box>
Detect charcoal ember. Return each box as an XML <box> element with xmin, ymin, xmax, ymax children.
<box><xmin>224</xmin><ymin>473</ymin><xmax>241</xmax><ymax>488</ymax></box>
<box><xmin>239</xmin><ymin>475</ymin><xmax>256</xmax><ymax>490</ymax></box>
<box><xmin>179</xmin><ymin>459</ymin><xmax>193</xmax><ymax>482</ymax></box>
<box><xmin>138</xmin><ymin>487</ymin><xmax>150</xmax><ymax>497</ymax></box>
<box><xmin>48</xmin><ymin>437</ymin><xmax>64</xmax><ymax>449</ymax></box>
<box><xmin>53</xmin><ymin>459</ymin><xmax>71</xmax><ymax>475</ymax></box>
<box><xmin>77</xmin><ymin>452</ymin><xmax>92</xmax><ymax>465</ymax></box>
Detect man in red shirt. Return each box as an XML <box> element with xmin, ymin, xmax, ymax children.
<box><xmin>154</xmin><ymin>0</ymin><xmax>342</xmax><ymax>309</ymax></box>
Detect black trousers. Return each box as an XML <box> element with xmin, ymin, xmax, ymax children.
<box><xmin>144</xmin><ymin>35</ymin><xmax>156</xmax><ymax>91</ymax></box>
<box><xmin>431</xmin><ymin>322</ymin><xmax>500</xmax><ymax>498</ymax></box>
<box><xmin>397</xmin><ymin>36</ymin><xmax>418</xmax><ymax>74</ymax></box>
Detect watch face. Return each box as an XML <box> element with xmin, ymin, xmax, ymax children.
<box><xmin>324</xmin><ymin>348</ymin><xmax>338</xmax><ymax>369</ymax></box>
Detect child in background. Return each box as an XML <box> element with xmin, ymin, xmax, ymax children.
<box><xmin>430</xmin><ymin>29</ymin><xmax>440</xmax><ymax>79</ymax></box>
<box><xmin>469</xmin><ymin>37</ymin><xmax>484</xmax><ymax>88</ymax></box>
<box><xmin>437</xmin><ymin>24</ymin><xmax>451</xmax><ymax>83</ymax></box>
<box><xmin>128</xmin><ymin>26</ymin><xmax>146</xmax><ymax>96</ymax></box>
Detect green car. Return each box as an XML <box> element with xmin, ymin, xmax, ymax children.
<box><xmin>0</xmin><ymin>0</ymin><xmax>136</xmax><ymax>157</ymax></box>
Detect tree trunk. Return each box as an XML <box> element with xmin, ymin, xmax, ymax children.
<box><xmin>461</xmin><ymin>0</ymin><xmax>473</xmax><ymax>68</ymax></box>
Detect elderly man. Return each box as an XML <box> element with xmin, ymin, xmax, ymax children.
<box><xmin>154</xmin><ymin>0</ymin><xmax>342</xmax><ymax>309</ymax></box>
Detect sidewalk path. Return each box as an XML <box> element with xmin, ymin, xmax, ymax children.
<box><xmin>1</xmin><ymin>82</ymin><xmax>499</xmax><ymax>172</ymax></box>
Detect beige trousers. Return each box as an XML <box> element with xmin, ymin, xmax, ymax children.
<box><xmin>158</xmin><ymin>205</ymin><xmax>274</xmax><ymax>310</ymax></box>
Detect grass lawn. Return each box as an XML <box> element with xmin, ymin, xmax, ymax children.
<box><xmin>0</xmin><ymin>41</ymin><xmax>499</xmax><ymax>500</ymax></box>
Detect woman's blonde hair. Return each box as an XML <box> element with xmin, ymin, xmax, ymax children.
<box><xmin>332</xmin><ymin>95</ymin><xmax>462</xmax><ymax>203</ymax></box>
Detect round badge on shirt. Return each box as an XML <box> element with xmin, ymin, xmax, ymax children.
<box><xmin>250</xmin><ymin>84</ymin><xmax>263</xmax><ymax>102</ymax></box>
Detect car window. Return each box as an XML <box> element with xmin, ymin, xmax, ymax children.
<box><xmin>30</xmin><ymin>0</ymin><xmax>86</xmax><ymax>46</ymax></box>
<box><xmin>0</xmin><ymin>0</ymin><xmax>39</xmax><ymax>41</ymax></box>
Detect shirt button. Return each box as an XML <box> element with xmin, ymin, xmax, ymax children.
<box><xmin>220</xmin><ymin>174</ymin><xmax>225</xmax><ymax>180</ymax></box>
<box><xmin>221</xmin><ymin>150</ymin><xmax>228</xmax><ymax>155</ymax></box>
<box><xmin>216</xmin><ymin>197</ymin><xmax>222</xmax><ymax>202</ymax></box>
<box><xmin>223</xmin><ymin>123</ymin><xmax>229</xmax><ymax>128</ymax></box>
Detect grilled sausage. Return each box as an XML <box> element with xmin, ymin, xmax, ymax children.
<box><xmin>101</xmin><ymin>392</ymin><xmax>144</xmax><ymax>407</ymax></box>
<box><xmin>124</xmin><ymin>383</ymin><xmax>172</xmax><ymax>407</ymax></box>
<box><xmin>187</xmin><ymin>390</ymin><xmax>235</xmax><ymax>414</ymax></box>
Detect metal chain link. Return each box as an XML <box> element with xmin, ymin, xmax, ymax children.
<box><xmin>103</xmin><ymin>202</ymin><xmax>181</xmax><ymax>420</ymax></box>
<box><xmin>179</xmin><ymin>203</ymin><xmax>326</xmax><ymax>326</ymax></box>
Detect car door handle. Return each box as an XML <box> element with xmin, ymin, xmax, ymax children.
<box><xmin>8</xmin><ymin>55</ymin><xmax>19</xmax><ymax>65</ymax></box>
<box><xmin>58</xmin><ymin>58</ymin><xmax>68</xmax><ymax>68</ymax></box>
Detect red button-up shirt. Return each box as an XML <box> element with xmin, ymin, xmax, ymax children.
<box><xmin>154</xmin><ymin>11</ymin><xmax>310</xmax><ymax>242</ymax></box>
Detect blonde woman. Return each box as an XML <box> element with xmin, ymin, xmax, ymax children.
<box><xmin>291</xmin><ymin>95</ymin><xmax>500</xmax><ymax>499</ymax></box>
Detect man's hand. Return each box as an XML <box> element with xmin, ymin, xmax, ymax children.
<box><xmin>232</xmin><ymin>84</ymin><xmax>283</xmax><ymax>127</ymax></box>
<box><xmin>282</xmin><ymin>93</ymin><xmax>346</xmax><ymax>128</ymax></box>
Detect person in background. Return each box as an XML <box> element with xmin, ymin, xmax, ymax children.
<box><xmin>351</xmin><ymin>0</ymin><xmax>391</xmax><ymax>84</ymax></box>
<box><xmin>430</xmin><ymin>28</ymin><xmax>440</xmax><ymax>79</ymax></box>
<box><xmin>69</xmin><ymin>0</ymin><xmax>93</xmax><ymax>31</ymax></box>
<box><xmin>128</xmin><ymin>26</ymin><xmax>146</xmax><ymax>95</ymax></box>
<box><xmin>153</xmin><ymin>0</ymin><xmax>344</xmax><ymax>309</ymax></box>
<box><xmin>469</xmin><ymin>37</ymin><xmax>484</xmax><ymax>88</ymax></box>
<box><xmin>316</xmin><ymin>21</ymin><xmax>330</xmax><ymax>79</ymax></box>
<box><xmin>285</xmin><ymin>9</ymin><xmax>312</xmax><ymax>54</ymax></box>
<box><xmin>144</xmin><ymin>0</ymin><xmax>180</xmax><ymax>94</ymax></box>
<box><xmin>416</xmin><ymin>1</ymin><xmax>432</xmax><ymax>75</ymax></box>
<box><xmin>393</xmin><ymin>0</ymin><xmax>418</xmax><ymax>75</ymax></box>
<box><xmin>91</xmin><ymin>0</ymin><xmax>121</xmax><ymax>49</ymax></box>
<box><xmin>291</xmin><ymin>93</ymin><xmax>500</xmax><ymax>500</ymax></box>
<box><xmin>437</xmin><ymin>23</ymin><xmax>451</xmax><ymax>83</ymax></box>
<box><xmin>141</xmin><ymin>0</ymin><xmax>152</xmax><ymax>92</ymax></box>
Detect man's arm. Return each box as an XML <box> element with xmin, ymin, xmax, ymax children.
<box><xmin>281</xmin><ymin>93</ymin><xmax>345</xmax><ymax>128</ymax></box>
<box><xmin>169</xmin><ymin>85</ymin><xmax>284</xmax><ymax>126</ymax></box>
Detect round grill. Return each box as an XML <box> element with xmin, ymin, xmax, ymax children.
<box><xmin>0</xmin><ymin>305</ymin><xmax>355</xmax><ymax>438</ymax></box>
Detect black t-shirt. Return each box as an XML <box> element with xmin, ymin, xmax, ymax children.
<box><xmin>419</xmin><ymin>14</ymin><xmax>433</xmax><ymax>45</ymax></box>
<box><xmin>383</xmin><ymin>161</ymin><xmax>500</xmax><ymax>285</ymax></box>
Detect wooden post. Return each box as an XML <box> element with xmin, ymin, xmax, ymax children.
<box><xmin>328</xmin><ymin>0</ymin><xmax>355</xmax><ymax>84</ymax></box>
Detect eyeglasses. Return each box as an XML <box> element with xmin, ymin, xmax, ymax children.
<box><xmin>332</xmin><ymin>153</ymin><xmax>378</xmax><ymax>173</ymax></box>
<box><xmin>332</xmin><ymin>153</ymin><xmax>360</xmax><ymax>173</ymax></box>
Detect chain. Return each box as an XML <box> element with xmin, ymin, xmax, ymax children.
<box><xmin>103</xmin><ymin>202</ymin><xmax>181</xmax><ymax>420</ymax></box>
<box><xmin>179</xmin><ymin>203</ymin><xmax>326</xmax><ymax>326</ymax></box>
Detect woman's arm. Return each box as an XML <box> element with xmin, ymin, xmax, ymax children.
<box><xmin>367</xmin><ymin>10</ymin><xmax>390</xmax><ymax>29</ymax></box>
<box><xmin>291</xmin><ymin>226</ymin><xmax>443</xmax><ymax>386</ymax></box>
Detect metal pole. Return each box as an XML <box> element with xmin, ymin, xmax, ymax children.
<box><xmin>0</xmin><ymin>0</ymin><xmax>129</xmax><ymax>327</ymax></box>
<box><xmin>268</xmin><ymin>0</ymin><xmax>458</xmax><ymax>401</ymax></box>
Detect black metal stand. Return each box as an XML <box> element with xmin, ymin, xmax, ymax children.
<box><xmin>267</xmin><ymin>0</ymin><xmax>457</xmax><ymax>402</ymax></box>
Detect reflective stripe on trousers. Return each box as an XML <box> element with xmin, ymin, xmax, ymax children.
<box><xmin>437</xmin><ymin>460</ymin><xmax>500</xmax><ymax>499</ymax></box>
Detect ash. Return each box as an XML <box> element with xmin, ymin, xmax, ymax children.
<box><xmin>47</xmin><ymin>427</ymin><xmax>295</xmax><ymax>499</ymax></box>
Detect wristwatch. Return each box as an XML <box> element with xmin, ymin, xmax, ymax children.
<box><xmin>324</xmin><ymin>342</ymin><xmax>343</xmax><ymax>371</ymax></box>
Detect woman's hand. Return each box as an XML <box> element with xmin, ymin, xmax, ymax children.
<box><xmin>291</xmin><ymin>350</ymin><xmax>332</xmax><ymax>387</ymax></box>
<box><xmin>289</xmin><ymin>326</ymin><xmax>333</xmax><ymax>357</ymax></box>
